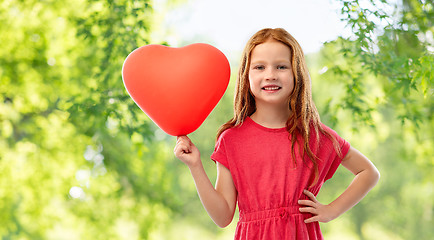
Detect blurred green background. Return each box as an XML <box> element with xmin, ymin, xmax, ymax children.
<box><xmin>0</xmin><ymin>0</ymin><xmax>432</xmax><ymax>239</ymax></box>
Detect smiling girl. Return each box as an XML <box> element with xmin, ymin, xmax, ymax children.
<box><xmin>174</xmin><ymin>28</ymin><xmax>380</xmax><ymax>240</ymax></box>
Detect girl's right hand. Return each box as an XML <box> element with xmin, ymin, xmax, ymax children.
<box><xmin>174</xmin><ymin>136</ymin><xmax>201</xmax><ymax>167</ymax></box>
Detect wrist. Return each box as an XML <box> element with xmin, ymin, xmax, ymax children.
<box><xmin>187</xmin><ymin>156</ymin><xmax>203</xmax><ymax>169</ymax></box>
<box><xmin>327</xmin><ymin>202</ymin><xmax>343</xmax><ymax>220</ymax></box>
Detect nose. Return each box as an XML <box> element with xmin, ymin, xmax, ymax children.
<box><xmin>265</xmin><ymin>68</ymin><xmax>277</xmax><ymax>81</ymax></box>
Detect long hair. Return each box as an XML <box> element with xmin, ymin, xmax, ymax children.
<box><xmin>216</xmin><ymin>28</ymin><xmax>340</xmax><ymax>185</ymax></box>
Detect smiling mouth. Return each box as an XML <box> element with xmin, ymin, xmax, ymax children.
<box><xmin>262</xmin><ymin>86</ymin><xmax>281</xmax><ymax>90</ymax></box>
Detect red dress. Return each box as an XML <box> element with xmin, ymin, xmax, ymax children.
<box><xmin>211</xmin><ymin>117</ymin><xmax>350</xmax><ymax>240</ymax></box>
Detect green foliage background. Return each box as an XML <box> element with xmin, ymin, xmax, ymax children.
<box><xmin>0</xmin><ymin>0</ymin><xmax>432</xmax><ymax>239</ymax></box>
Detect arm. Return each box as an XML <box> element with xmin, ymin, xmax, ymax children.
<box><xmin>174</xmin><ymin>136</ymin><xmax>237</xmax><ymax>227</ymax></box>
<box><xmin>298</xmin><ymin>146</ymin><xmax>380</xmax><ymax>223</ymax></box>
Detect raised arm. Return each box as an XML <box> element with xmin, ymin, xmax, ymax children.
<box><xmin>299</xmin><ymin>146</ymin><xmax>380</xmax><ymax>223</ymax></box>
<box><xmin>174</xmin><ymin>136</ymin><xmax>237</xmax><ymax>227</ymax></box>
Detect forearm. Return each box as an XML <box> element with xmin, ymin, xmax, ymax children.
<box><xmin>329</xmin><ymin>167</ymin><xmax>380</xmax><ymax>218</ymax></box>
<box><xmin>188</xmin><ymin>161</ymin><xmax>235</xmax><ymax>227</ymax></box>
<box><xmin>299</xmin><ymin>147</ymin><xmax>379</xmax><ymax>223</ymax></box>
<box><xmin>174</xmin><ymin>136</ymin><xmax>235</xmax><ymax>227</ymax></box>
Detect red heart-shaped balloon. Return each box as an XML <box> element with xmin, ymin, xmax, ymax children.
<box><xmin>122</xmin><ymin>43</ymin><xmax>230</xmax><ymax>136</ymax></box>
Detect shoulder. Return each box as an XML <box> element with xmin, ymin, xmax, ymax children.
<box><xmin>216</xmin><ymin>119</ymin><xmax>259</xmax><ymax>149</ymax></box>
<box><xmin>316</xmin><ymin>122</ymin><xmax>343</xmax><ymax>140</ymax></box>
<box><xmin>218</xmin><ymin>119</ymin><xmax>251</xmax><ymax>139</ymax></box>
<box><xmin>308</xmin><ymin>122</ymin><xmax>349</xmax><ymax>149</ymax></box>
<box><xmin>217</xmin><ymin>124</ymin><xmax>243</xmax><ymax>143</ymax></box>
<box><xmin>319</xmin><ymin>122</ymin><xmax>336</xmax><ymax>134</ymax></box>
<box><xmin>318</xmin><ymin>122</ymin><xmax>351</xmax><ymax>155</ymax></box>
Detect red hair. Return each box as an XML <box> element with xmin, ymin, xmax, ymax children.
<box><xmin>217</xmin><ymin>28</ymin><xmax>340</xmax><ymax>185</ymax></box>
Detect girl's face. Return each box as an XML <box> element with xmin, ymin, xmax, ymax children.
<box><xmin>248</xmin><ymin>39</ymin><xmax>294</xmax><ymax>109</ymax></box>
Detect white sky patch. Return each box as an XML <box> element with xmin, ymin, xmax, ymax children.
<box><xmin>152</xmin><ymin>0</ymin><xmax>351</xmax><ymax>61</ymax></box>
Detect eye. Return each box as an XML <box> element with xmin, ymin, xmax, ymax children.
<box><xmin>253</xmin><ymin>65</ymin><xmax>265</xmax><ymax>70</ymax></box>
<box><xmin>277</xmin><ymin>65</ymin><xmax>288</xmax><ymax>70</ymax></box>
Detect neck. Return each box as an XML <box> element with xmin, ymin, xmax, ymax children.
<box><xmin>250</xmin><ymin>103</ymin><xmax>291</xmax><ymax>128</ymax></box>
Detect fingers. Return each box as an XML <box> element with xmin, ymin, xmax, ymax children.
<box><xmin>176</xmin><ymin>136</ymin><xmax>193</xmax><ymax>148</ymax></box>
<box><xmin>176</xmin><ymin>135</ymin><xmax>190</xmax><ymax>144</ymax></box>
<box><xmin>174</xmin><ymin>136</ymin><xmax>192</xmax><ymax>155</ymax></box>
<box><xmin>304</xmin><ymin>216</ymin><xmax>320</xmax><ymax>224</ymax></box>
<box><xmin>174</xmin><ymin>136</ymin><xmax>201</xmax><ymax>167</ymax></box>
<box><xmin>299</xmin><ymin>190</ymin><xmax>320</xmax><ymax>223</ymax></box>
<box><xmin>302</xmin><ymin>189</ymin><xmax>318</xmax><ymax>202</ymax></box>
<box><xmin>299</xmin><ymin>206</ymin><xmax>317</xmax><ymax>214</ymax></box>
<box><xmin>299</xmin><ymin>204</ymin><xmax>320</xmax><ymax>223</ymax></box>
<box><xmin>174</xmin><ymin>143</ymin><xmax>190</xmax><ymax>155</ymax></box>
<box><xmin>298</xmin><ymin>199</ymin><xmax>316</xmax><ymax>207</ymax></box>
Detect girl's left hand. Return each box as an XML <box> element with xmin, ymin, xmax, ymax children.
<box><xmin>298</xmin><ymin>190</ymin><xmax>338</xmax><ymax>223</ymax></box>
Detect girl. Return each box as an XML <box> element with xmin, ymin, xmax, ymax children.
<box><xmin>174</xmin><ymin>28</ymin><xmax>380</xmax><ymax>239</ymax></box>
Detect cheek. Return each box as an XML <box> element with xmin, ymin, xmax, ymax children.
<box><xmin>288</xmin><ymin>79</ymin><xmax>296</xmax><ymax>97</ymax></box>
<box><xmin>248</xmin><ymin>78</ymin><xmax>256</xmax><ymax>96</ymax></box>
<box><xmin>248</xmin><ymin>72</ymin><xmax>253</xmax><ymax>82</ymax></box>
<box><xmin>248</xmin><ymin>74</ymin><xmax>257</xmax><ymax>89</ymax></box>
<box><xmin>287</xmin><ymin>73</ymin><xmax>295</xmax><ymax>90</ymax></box>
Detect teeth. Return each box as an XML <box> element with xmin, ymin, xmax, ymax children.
<box><xmin>263</xmin><ymin>87</ymin><xmax>280</xmax><ymax>90</ymax></box>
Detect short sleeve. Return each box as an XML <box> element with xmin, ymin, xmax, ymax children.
<box><xmin>210</xmin><ymin>134</ymin><xmax>230</xmax><ymax>170</ymax></box>
<box><xmin>324</xmin><ymin>126</ymin><xmax>351</xmax><ymax>181</ymax></box>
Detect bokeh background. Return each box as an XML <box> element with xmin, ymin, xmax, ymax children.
<box><xmin>0</xmin><ymin>0</ymin><xmax>432</xmax><ymax>239</ymax></box>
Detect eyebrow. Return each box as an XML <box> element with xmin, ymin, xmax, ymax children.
<box><xmin>250</xmin><ymin>59</ymin><xmax>291</xmax><ymax>65</ymax></box>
